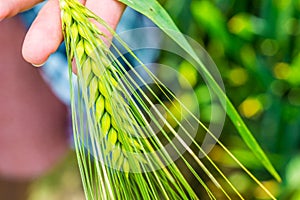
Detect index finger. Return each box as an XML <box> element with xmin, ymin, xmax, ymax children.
<box><xmin>0</xmin><ymin>0</ymin><xmax>43</xmax><ymax>20</ymax></box>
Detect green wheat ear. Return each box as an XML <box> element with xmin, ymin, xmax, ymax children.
<box><xmin>61</xmin><ymin>0</ymin><xmax>149</xmax><ymax>173</ymax></box>
<box><xmin>59</xmin><ymin>0</ymin><xmax>279</xmax><ymax>199</ymax></box>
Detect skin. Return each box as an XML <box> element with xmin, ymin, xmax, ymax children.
<box><xmin>0</xmin><ymin>0</ymin><xmax>125</xmax><ymax>198</ymax></box>
<box><xmin>0</xmin><ymin>0</ymin><xmax>125</xmax><ymax>66</ymax></box>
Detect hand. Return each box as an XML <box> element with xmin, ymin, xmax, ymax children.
<box><xmin>0</xmin><ymin>0</ymin><xmax>125</xmax><ymax>66</ymax></box>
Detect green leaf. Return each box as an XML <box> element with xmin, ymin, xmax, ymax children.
<box><xmin>119</xmin><ymin>0</ymin><xmax>281</xmax><ymax>182</ymax></box>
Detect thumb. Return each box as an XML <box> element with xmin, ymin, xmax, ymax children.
<box><xmin>85</xmin><ymin>0</ymin><xmax>125</xmax><ymax>40</ymax></box>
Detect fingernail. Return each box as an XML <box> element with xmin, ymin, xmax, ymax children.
<box><xmin>32</xmin><ymin>62</ymin><xmax>46</xmax><ymax>67</ymax></box>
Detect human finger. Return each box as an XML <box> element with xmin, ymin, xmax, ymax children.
<box><xmin>0</xmin><ymin>0</ymin><xmax>43</xmax><ymax>20</ymax></box>
<box><xmin>85</xmin><ymin>0</ymin><xmax>125</xmax><ymax>40</ymax></box>
<box><xmin>22</xmin><ymin>0</ymin><xmax>87</xmax><ymax>66</ymax></box>
<box><xmin>22</xmin><ymin>0</ymin><xmax>63</xmax><ymax>66</ymax></box>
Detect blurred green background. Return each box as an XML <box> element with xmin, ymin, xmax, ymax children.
<box><xmin>27</xmin><ymin>0</ymin><xmax>300</xmax><ymax>199</ymax></box>
<box><xmin>161</xmin><ymin>0</ymin><xmax>300</xmax><ymax>199</ymax></box>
